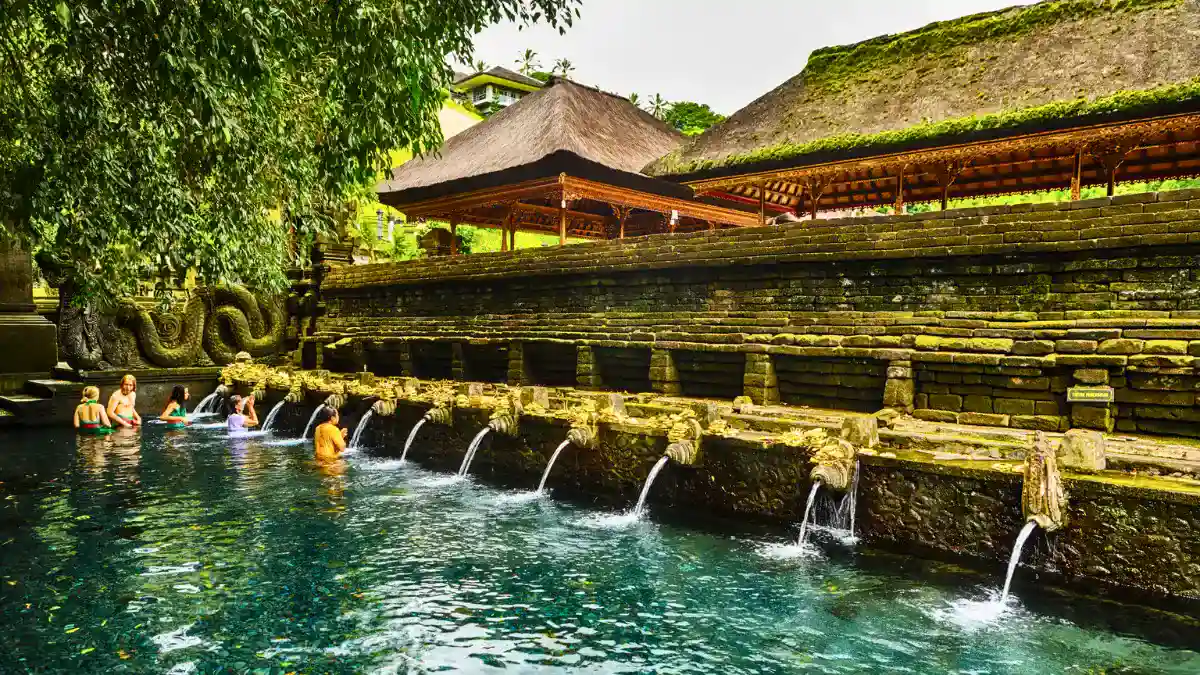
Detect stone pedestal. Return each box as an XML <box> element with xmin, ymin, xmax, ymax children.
<box><xmin>742</xmin><ymin>353</ymin><xmax>779</xmax><ymax>405</ymax></box>
<box><xmin>882</xmin><ymin>360</ymin><xmax>915</xmax><ymax>411</ymax></box>
<box><xmin>650</xmin><ymin>349</ymin><xmax>681</xmax><ymax>395</ymax></box>
<box><xmin>576</xmin><ymin>346</ymin><xmax>602</xmax><ymax>389</ymax></box>
<box><xmin>506</xmin><ymin>341</ymin><xmax>529</xmax><ymax>386</ymax></box>
<box><xmin>0</xmin><ymin>237</ymin><xmax>57</xmax><ymax>384</ymax></box>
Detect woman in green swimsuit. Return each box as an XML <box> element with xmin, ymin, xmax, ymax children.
<box><xmin>74</xmin><ymin>386</ymin><xmax>115</xmax><ymax>434</ymax></box>
<box><xmin>160</xmin><ymin>386</ymin><xmax>192</xmax><ymax>429</ymax></box>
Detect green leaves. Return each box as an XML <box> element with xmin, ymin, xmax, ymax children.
<box><xmin>2</xmin><ymin>0</ymin><xmax>580</xmax><ymax>304</ymax></box>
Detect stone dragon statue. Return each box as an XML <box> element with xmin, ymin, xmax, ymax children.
<box><xmin>56</xmin><ymin>282</ymin><xmax>285</xmax><ymax>370</ymax></box>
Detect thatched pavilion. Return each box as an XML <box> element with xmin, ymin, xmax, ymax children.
<box><xmin>377</xmin><ymin>78</ymin><xmax>758</xmax><ymax>254</ymax></box>
<box><xmin>646</xmin><ymin>0</ymin><xmax>1200</xmax><ymax>218</ymax></box>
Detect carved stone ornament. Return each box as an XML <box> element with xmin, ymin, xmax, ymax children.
<box><xmin>1022</xmin><ymin>431</ymin><xmax>1068</xmax><ymax>532</ymax></box>
<box><xmin>809</xmin><ymin>437</ymin><xmax>858</xmax><ymax>492</ymax></box>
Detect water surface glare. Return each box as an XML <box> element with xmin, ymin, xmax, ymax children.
<box><xmin>2</xmin><ymin>427</ymin><xmax>1199</xmax><ymax>673</ymax></box>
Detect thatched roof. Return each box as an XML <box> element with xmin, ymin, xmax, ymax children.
<box><xmin>379</xmin><ymin>78</ymin><xmax>691</xmax><ymax>205</ymax></box>
<box><xmin>647</xmin><ymin>0</ymin><xmax>1200</xmax><ymax>180</ymax></box>
<box><xmin>453</xmin><ymin>66</ymin><xmax>545</xmax><ymax>90</ymax></box>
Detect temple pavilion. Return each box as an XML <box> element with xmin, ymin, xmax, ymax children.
<box><xmin>377</xmin><ymin>78</ymin><xmax>758</xmax><ymax>253</ymax></box>
<box><xmin>645</xmin><ymin>0</ymin><xmax>1200</xmax><ymax>220</ymax></box>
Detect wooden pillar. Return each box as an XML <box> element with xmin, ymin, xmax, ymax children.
<box><xmin>707</xmin><ymin>220</ymin><xmax>716</xmax><ymax>232</ymax></box>
<box><xmin>1070</xmin><ymin>149</ymin><xmax>1083</xmax><ymax>201</ymax></box>
<box><xmin>558</xmin><ymin>200</ymin><xmax>568</xmax><ymax>246</ymax></box>
<box><xmin>450</xmin><ymin>218</ymin><xmax>459</xmax><ymax>256</ymax></box>
<box><xmin>894</xmin><ymin>170</ymin><xmax>906</xmax><ymax>213</ymax></box>
<box><xmin>509</xmin><ymin>223</ymin><xmax>516</xmax><ymax>250</ymax></box>
<box><xmin>500</xmin><ymin>218</ymin><xmax>509</xmax><ymax>252</ymax></box>
<box><xmin>619</xmin><ymin>214</ymin><xmax>626</xmax><ymax>239</ymax></box>
<box><xmin>758</xmin><ymin>183</ymin><xmax>766</xmax><ymax>226</ymax></box>
<box><xmin>940</xmin><ymin>185</ymin><xmax>950</xmax><ymax>212</ymax></box>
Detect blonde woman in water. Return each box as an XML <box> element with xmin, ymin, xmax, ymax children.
<box><xmin>107</xmin><ymin>374</ymin><xmax>142</xmax><ymax>428</ymax></box>
<box><xmin>74</xmin><ymin>386</ymin><xmax>114</xmax><ymax>434</ymax></box>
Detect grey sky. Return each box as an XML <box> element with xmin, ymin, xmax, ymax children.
<box><xmin>470</xmin><ymin>0</ymin><xmax>1039</xmax><ymax>114</ymax></box>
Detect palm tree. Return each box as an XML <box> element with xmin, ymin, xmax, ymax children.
<box><xmin>649</xmin><ymin>93</ymin><xmax>668</xmax><ymax>119</ymax></box>
<box><xmin>628</xmin><ymin>92</ymin><xmax>641</xmax><ymax>108</ymax></box>
<box><xmin>552</xmin><ymin>58</ymin><xmax>575</xmax><ymax>78</ymax></box>
<box><xmin>515</xmin><ymin>49</ymin><xmax>540</xmax><ymax>75</ymax></box>
<box><xmin>471</xmin><ymin>58</ymin><xmax>488</xmax><ymax>73</ymax></box>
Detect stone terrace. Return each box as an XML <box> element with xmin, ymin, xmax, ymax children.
<box><xmin>314</xmin><ymin>189</ymin><xmax>1200</xmax><ymax>439</ymax></box>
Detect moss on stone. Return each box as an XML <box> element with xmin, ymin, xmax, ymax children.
<box><xmin>657</xmin><ymin>78</ymin><xmax>1200</xmax><ymax>177</ymax></box>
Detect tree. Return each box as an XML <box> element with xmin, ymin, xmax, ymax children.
<box><xmin>662</xmin><ymin>101</ymin><xmax>726</xmax><ymax>135</ymax></box>
<box><xmin>649</xmin><ymin>93</ymin><xmax>669</xmax><ymax>119</ymax></box>
<box><xmin>472</xmin><ymin>58</ymin><xmax>489</xmax><ymax>73</ymax></box>
<box><xmin>552</xmin><ymin>58</ymin><xmax>575</xmax><ymax>78</ymax></box>
<box><xmin>1</xmin><ymin>0</ymin><xmax>579</xmax><ymax>368</ymax></box>
<box><xmin>516</xmin><ymin>48</ymin><xmax>541</xmax><ymax>74</ymax></box>
<box><xmin>529</xmin><ymin>71</ymin><xmax>554</xmax><ymax>83</ymax></box>
<box><xmin>628</xmin><ymin>92</ymin><xmax>642</xmax><ymax>107</ymax></box>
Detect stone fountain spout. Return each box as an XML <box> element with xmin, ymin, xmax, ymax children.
<box><xmin>488</xmin><ymin>412</ymin><xmax>519</xmax><ymax>437</ymax></box>
<box><xmin>1022</xmin><ymin>431</ymin><xmax>1068</xmax><ymax>532</ymax></box>
<box><xmin>426</xmin><ymin>405</ymin><xmax>453</xmax><ymax>426</ymax></box>
<box><xmin>566</xmin><ymin>425</ymin><xmax>598</xmax><ymax>451</ymax></box>
<box><xmin>371</xmin><ymin>398</ymin><xmax>396</xmax><ymax>417</ymax></box>
<box><xmin>323</xmin><ymin>393</ymin><xmax>346</xmax><ymax>411</ymax></box>
<box><xmin>665</xmin><ymin>417</ymin><xmax>703</xmax><ymax>466</ymax></box>
<box><xmin>809</xmin><ymin>437</ymin><xmax>858</xmax><ymax>492</ymax></box>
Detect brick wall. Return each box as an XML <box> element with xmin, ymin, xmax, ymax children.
<box><xmin>314</xmin><ymin>190</ymin><xmax>1200</xmax><ymax>437</ymax></box>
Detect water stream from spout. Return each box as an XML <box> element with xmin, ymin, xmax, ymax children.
<box><xmin>1000</xmin><ymin>521</ymin><xmax>1038</xmax><ymax>605</ymax></box>
<box><xmin>458</xmin><ymin>428</ymin><xmax>492</xmax><ymax>477</ymax></box>
<box><xmin>399</xmin><ymin>416</ymin><xmax>428</xmax><ymax>465</ymax></box>
<box><xmin>796</xmin><ymin>482</ymin><xmax>822</xmax><ymax>548</ymax></box>
<box><xmin>301</xmin><ymin>406</ymin><xmax>324</xmax><ymax>440</ymax></box>
<box><xmin>632</xmin><ymin>455</ymin><xmax>670</xmax><ymax>518</ymax></box>
<box><xmin>536</xmin><ymin>440</ymin><xmax>572</xmax><ymax>494</ymax></box>
<box><xmin>348</xmin><ymin>410</ymin><xmax>374</xmax><ymax>450</ymax></box>
<box><xmin>195</xmin><ymin>392</ymin><xmax>219</xmax><ymax>414</ymax></box>
<box><xmin>260</xmin><ymin>400</ymin><xmax>287</xmax><ymax>433</ymax></box>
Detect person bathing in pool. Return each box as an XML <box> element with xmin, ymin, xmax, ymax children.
<box><xmin>160</xmin><ymin>386</ymin><xmax>192</xmax><ymax>428</ymax></box>
<box><xmin>74</xmin><ymin>386</ymin><xmax>115</xmax><ymax>434</ymax></box>
<box><xmin>313</xmin><ymin>406</ymin><xmax>348</xmax><ymax>462</ymax></box>
<box><xmin>107</xmin><ymin>374</ymin><xmax>141</xmax><ymax>428</ymax></box>
<box><xmin>226</xmin><ymin>395</ymin><xmax>259</xmax><ymax>432</ymax></box>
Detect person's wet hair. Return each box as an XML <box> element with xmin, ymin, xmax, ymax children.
<box><xmin>169</xmin><ymin>385</ymin><xmax>187</xmax><ymax>405</ymax></box>
<box><xmin>317</xmin><ymin>405</ymin><xmax>339</xmax><ymax>425</ymax></box>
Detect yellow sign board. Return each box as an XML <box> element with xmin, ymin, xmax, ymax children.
<box><xmin>1067</xmin><ymin>386</ymin><xmax>1114</xmax><ymax>403</ymax></box>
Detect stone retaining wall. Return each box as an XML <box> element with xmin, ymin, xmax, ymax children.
<box><xmin>314</xmin><ymin>190</ymin><xmax>1200</xmax><ymax>438</ymax></box>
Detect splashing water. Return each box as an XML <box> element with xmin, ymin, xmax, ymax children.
<box><xmin>632</xmin><ymin>455</ymin><xmax>670</xmax><ymax>518</ymax></box>
<box><xmin>796</xmin><ymin>482</ymin><xmax>822</xmax><ymax>548</ymax></box>
<box><xmin>260</xmin><ymin>400</ymin><xmax>287</xmax><ymax>432</ymax></box>
<box><xmin>348</xmin><ymin>411</ymin><xmax>374</xmax><ymax>450</ymax></box>
<box><xmin>457</xmin><ymin>428</ymin><xmax>492</xmax><ymax>477</ymax></box>
<box><xmin>536</xmin><ymin>439</ymin><xmax>572</xmax><ymax>494</ymax></box>
<box><xmin>1001</xmin><ymin>521</ymin><xmax>1039</xmax><ymax>605</ymax></box>
<box><xmin>301</xmin><ymin>406</ymin><xmax>323</xmax><ymax>440</ymax></box>
<box><xmin>194</xmin><ymin>392</ymin><xmax>219</xmax><ymax>414</ymax></box>
<box><xmin>399</xmin><ymin>416</ymin><xmax>427</xmax><ymax>465</ymax></box>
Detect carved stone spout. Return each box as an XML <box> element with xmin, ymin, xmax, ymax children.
<box><xmin>665</xmin><ymin>440</ymin><xmax>698</xmax><ymax>465</ymax></box>
<box><xmin>809</xmin><ymin>437</ymin><xmax>857</xmax><ymax>492</ymax></box>
<box><xmin>426</xmin><ymin>405</ymin><xmax>453</xmax><ymax>426</ymax></box>
<box><xmin>324</xmin><ymin>393</ymin><xmax>346</xmax><ymax>411</ymax></box>
<box><xmin>371</xmin><ymin>399</ymin><xmax>396</xmax><ymax>417</ymax></box>
<box><xmin>488</xmin><ymin>412</ymin><xmax>519</xmax><ymax>437</ymax></box>
<box><xmin>284</xmin><ymin>380</ymin><xmax>304</xmax><ymax>404</ymax></box>
<box><xmin>1023</xmin><ymin>432</ymin><xmax>1068</xmax><ymax>532</ymax></box>
<box><xmin>665</xmin><ymin>417</ymin><xmax>703</xmax><ymax>466</ymax></box>
<box><xmin>566</xmin><ymin>425</ymin><xmax>598</xmax><ymax>450</ymax></box>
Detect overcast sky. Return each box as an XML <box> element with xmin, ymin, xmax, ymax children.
<box><xmin>470</xmin><ymin>0</ymin><xmax>1039</xmax><ymax>114</ymax></box>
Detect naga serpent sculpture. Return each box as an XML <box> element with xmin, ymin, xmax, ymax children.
<box><xmin>57</xmin><ymin>282</ymin><xmax>286</xmax><ymax>370</ymax></box>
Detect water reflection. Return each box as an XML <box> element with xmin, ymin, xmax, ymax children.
<box><xmin>0</xmin><ymin>426</ymin><xmax>1196</xmax><ymax>674</ymax></box>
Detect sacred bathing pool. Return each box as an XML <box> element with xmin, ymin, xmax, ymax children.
<box><xmin>6</xmin><ymin>0</ymin><xmax>1200</xmax><ymax>669</ymax></box>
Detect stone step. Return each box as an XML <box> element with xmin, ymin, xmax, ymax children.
<box><xmin>24</xmin><ymin>379</ymin><xmax>81</xmax><ymax>399</ymax></box>
<box><xmin>0</xmin><ymin>393</ymin><xmax>54</xmax><ymax>418</ymax></box>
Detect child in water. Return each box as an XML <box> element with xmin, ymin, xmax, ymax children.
<box><xmin>160</xmin><ymin>386</ymin><xmax>192</xmax><ymax>429</ymax></box>
<box><xmin>314</xmin><ymin>406</ymin><xmax>348</xmax><ymax>462</ymax></box>
<box><xmin>226</xmin><ymin>395</ymin><xmax>258</xmax><ymax>432</ymax></box>
<box><xmin>74</xmin><ymin>386</ymin><xmax>114</xmax><ymax>434</ymax></box>
<box><xmin>107</xmin><ymin>374</ymin><xmax>141</xmax><ymax>428</ymax></box>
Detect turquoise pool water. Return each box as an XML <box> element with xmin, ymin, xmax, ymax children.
<box><xmin>2</xmin><ymin>423</ymin><xmax>1198</xmax><ymax>674</ymax></box>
